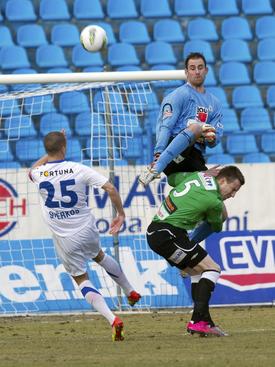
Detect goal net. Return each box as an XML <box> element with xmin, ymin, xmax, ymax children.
<box><xmin>0</xmin><ymin>70</ymin><xmax>190</xmax><ymax>315</ymax></box>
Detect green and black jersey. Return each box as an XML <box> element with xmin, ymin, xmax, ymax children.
<box><xmin>153</xmin><ymin>171</ymin><xmax>223</xmax><ymax>232</ymax></box>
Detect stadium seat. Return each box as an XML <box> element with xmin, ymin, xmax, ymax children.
<box><xmin>11</xmin><ymin>67</ymin><xmax>38</xmax><ymax>91</ymax></box>
<box><xmin>116</xmin><ymin>65</ymin><xmax>142</xmax><ymax>72</ymax></box>
<box><xmin>221</xmin><ymin>39</ymin><xmax>252</xmax><ymax>62</ymax></box>
<box><xmin>153</xmin><ymin>19</ymin><xmax>184</xmax><ymax>43</ymax></box>
<box><xmin>4</xmin><ymin>115</ymin><xmax>37</xmax><ymax>138</ymax></box>
<box><xmin>5</xmin><ymin>0</ymin><xmax>37</xmax><ymax>21</ymax></box>
<box><xmin>205</xmin><ymin>143</ymin><xmax>224</xmax><ymax>155</ymax></box>
<box><xmin>24</xmin><ymin>95</ymin><xmax>56</xmax><ymax>115</ymax></box>
<box><xmin>40</xmin><ymin>113</ymin><xmax>72</xmax><ymax>137</ymax></box>
<box><xmin>0</xmin><ymin>99</ymin><xmax>20</xmax><ymax>116</ymax></box>
<box><xmin>17</xmin><ymin>24</ymin><xmax>47</xmax><ymax>48</ymax></box>
<box><xmin>221</xmin><ymin>17</ymin><xmax>252</xmax><ymax>40</ymax></box>
<box><xmin>174</xmin><ymin>0</ymin><xmax>206</xmax><ymax>16</ymax></box>
<box><xmin>257</xmin><ymin>38</ymin><xmax>275</xmax><ymax>61</ymax></box>
<box><xmin>266</xmin><ymin>86</ymin><xmax>275</xmax><ymax>108</ymax></box>
<box><xmin>242</xmin><ymin>0</ymin><xmax>272</xmax><ymax>15</ymax></box>
<box><xmin>111</xmin><ymin>113</ymin><xmax>142</xmax><ymax>136</ymax></box>
<box><xmin>207</xmin><ymin>154</ymin><xmax>235</xmax><ymax>164</ymax></box>
<box><xmin>242</xmin><ymin>152</ymin><xmax>270</xmax><ymax>163</ymax></box>
<box><xmin>226</xmin><ymin>134</ymin><xmax>259</xmax><ymax>154</ymax></box>
<box><xmin>85</xmin><ymin>137</ymin><xmax>110</xmax><ymax>160</ymax></box>
<box><xmin>222</xmin><ymin>108</ymin><xmax>240</xmax><ymax>133</ymax></box>
<box><xmin>232</xmin><ymin>86</ymin><xmax>263</xmax><ymax>108</ymax></box>
<box><xmin>0</xmin><ymin>46</ymin><xmax>30</xmax><ymax>69</ymax></box>
<box><xmin>0</xmin><ymin>161</ymin><xmax>21</xmax><ymax>169</ymax></box>
<box><xmin>256</xmin><ymin>16</ymin><xmax>275</xmax><ymax>39</ymax></box>
<box><xmin>207</xmin><ymin>87</ymin><xmax>229</xmax><ymax>108</ymax></box>
<box><xmin>204</xmin><ymin>65</ymin><xmax>217</xmax><ymax>86</ymax></box>
<box><xmin>93</xmin><ymin>90</ymin><xmax>125</xmax><ymax>113</ymax></box>
<box><xmin>72</xmin><ymin>44</ymin><xmax>103</xmax><ymax>67</ymax></box>
<box><xmin>64</xmin><ymin>138</ymin><xmax>82</xmax><ymax>161</ymax></box>
<box><xmin>0</xmin><ymin>141</ymin><xmax>14</xmax><ymax>162</ymax></box>
<box><xmin>145</xmin><ymin>42</ymin><xmax>177</xmax><ymax>65</ymax></box>
<box><xmin>150</xmin><ymin>64</ymin><xmax>183</xmax><ymax>88</ymax></box>
<box><xmin>261</xmin><ymin>132</ymin><xmax>275</xmax><ymax>154</ymax></box>
<box><xmin>219</xmin><ymin>62</ymin><xmax>250</xmax><ymax>85</ymax></box>
<box><xmin>240</xmin><ymin>107</ymin><xmax>272</xmax><ymax>132</ymax></box>
<box><xmin>254</xmin><ymin>61</ymin><xmax>275</xmax><ymax>84</ymax></box>
<box><xmin>73</xmin><ymin>0</ymin><xmax>104</xmax><ymax>19</ymax></box>
<box><xmin>122</xmin><ymin>136</ymin><xmax>143</xmax><ymax>159</ymax></box>
<box><xmin>39</xmin><ymin>0</ymin><xmax>70</xmax><ymax>20</ymax></box>
<box><xmin>208</xmin><ymin>0</ymin><xmax>239</xmax><ymax>15</ymax></box>
<box><xmin>183</xmin><ymin>40</ymin><xmax>214</xmax><ymax>63</ymax></box>
<box><xmin>144</xmin><ymin>109</ymin><xmax>159</xmax><ymax>134</ymax></box>
<box><xmin>108</xmin><ymin>43</ymin><xmax>140</xmax><ymax>67</ymax></box>
<box><xmin>187</xmin><ymin>18</ymin><xmax>218</xmax><ymax>41</ymax></box>
<box><xmin>15</xmin><ymin>139</ymin><xmax>45</xmax><ymax>161</ymax></box>
<box><xmin>128</xmin><ymin>90</ymin><xmax>159</xmax><ymax>112</ymax></box>
<box><xmin>107</xmin><ymin>0</ymin><xmax>138</xmax><ymax>19</ymax></box>
<box><xmin>59</xmin><ymin>91</ymin><xmax>90</xmax><ymax>114</ymax></box>
<box><xmin>92</xmin><ymin>22</ymin><xmax>116</xmax><ymax>45</ymax></box>
<box><xmin>51</xmin><ymin>24</ymin><xmax>79</xmax><ymax>47</ymax></box>
<box><xmin>0</xmin><ymin>26</ymin><xmax>14</xmax><ymax>47</ymax></box>
<box><xmin>119</xmin><ymin>21</ymin><xmax>150</xmax><ymax>44</ymax></box>
<box><xmin>36</xmin><ymin>45</ymin><xmax>68</xmax><ymax>68</ymax></box>
<box><xmin>47</xmin><ymin>67</ymin><xmax>72</xmax><ymax>73</ymax></box>
<box><xmin>75</xmin><ymin>112</ymin><xmax>103</xmax><ymax>136</ymax></box>
<box><xmin>140</xmin><ymin>0</ymin><xmax>171</xmax><ymax>17</ymax></box>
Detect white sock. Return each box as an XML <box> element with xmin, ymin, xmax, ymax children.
<box><xmin>98</xmin><ymin>254</ymin><xmax>133</xmax><ymax>296</ymax></box>
<box><xmin>191</xmin><ymin>274</ymin><xmax>201</xmax><ymax>284</ymax></box>
<box><xmin>79</xmin><ymin>280</ymin><xmax>115</xmax><ymax>325</ymax></box>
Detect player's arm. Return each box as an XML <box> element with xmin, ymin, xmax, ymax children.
<box><xmin>101</xmin><ymin>181</ymin><xmax>125</xmax><ymax>235</ymax></box>
<box><xmin>154</xmin><ymin>93</ymin><xmax>184</xmax><ymax>155</ymax></box>
<box><xmin>28</xmin><ymin>155</ymin><xmax>49</xmax><ymax>182</ymax></box>
<box><xmin>205</xmin><ymin>201</ymin><xmax>224</xmax><ymax>232</ymax></box>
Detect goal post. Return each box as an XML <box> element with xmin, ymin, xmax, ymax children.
<box><xmin>0</xmin><ymin>70</ymin><xmax>191</xmax><ymax>315</ymax></box>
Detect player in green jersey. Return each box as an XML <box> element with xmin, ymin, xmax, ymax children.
<box><xmin>146</xmin><ymin>166</ymin><xmax>245</xmax><ymax>336</ymax></box>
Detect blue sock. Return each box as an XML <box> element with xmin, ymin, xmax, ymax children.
<box><xmin>155</xmin><ymin>130</ymin><xmax>195</xmax><ymax>173</ymax></box>
<box><xmin>190</xmin><ymin>221</ymin><xmax>213</xmax><ymax>243</ymax></box>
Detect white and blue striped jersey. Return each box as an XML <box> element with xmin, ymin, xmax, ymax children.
<box><xmin>30</xmin><ymin>160</ymin><xmax>108</xmax><ymax>237</ymax></box>
<box><xmin>155</xmin><ymin>83</ymin><xmax>223</xmax><ymax>154</ymax></box>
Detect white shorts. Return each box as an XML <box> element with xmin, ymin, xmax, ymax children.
<box><xmin>53</xmin><ymin>220</ymin><xmax>101</xmax><ymax>277</ymax></box>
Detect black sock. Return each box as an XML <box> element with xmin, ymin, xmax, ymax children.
<box><xmin>191</xmin><ymin>282</ymin><xmax>199</xmax><ymax>322</ymax></box>
<box><xmin>193</xmin><ymin>278</ymin><xmax>215</xmax><ymax>326</ymax></box>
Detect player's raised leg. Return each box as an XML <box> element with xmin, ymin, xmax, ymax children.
<box><xmin>94</xmin><ymin>250</ymin><xmax>141</xmax><ymax>307</ymax></box>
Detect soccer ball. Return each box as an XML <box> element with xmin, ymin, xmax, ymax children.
<box><xmin>80</xmin><ymin>25</ymin><xmax>108</xmax><ymax>52</ymax></box>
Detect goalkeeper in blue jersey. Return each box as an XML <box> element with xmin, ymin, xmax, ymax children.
<box><xmin>139</xmin><ymin>52</ymin><xmax>223</xmax><ymax>186</ymax></box>
<box><xmin>147</xmin><ymin>166</ymin><xmax>245</xmax><ymax>336</ymax></box>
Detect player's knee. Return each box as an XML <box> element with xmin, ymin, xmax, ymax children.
<box><xmin>186</xmin><ymin>123</ymin><xmax>202</xmax><ymax>139</ymax></box>
<box><xmin>93</xmin><ymin>249</ymin><xmax>105</xmax><ymax>263</ymax></box>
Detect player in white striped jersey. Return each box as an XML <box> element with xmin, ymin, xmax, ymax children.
<box><xmin>29</xmin><ymin>130</ymin><xmax>141</xmax><ymax>341</ymax></box>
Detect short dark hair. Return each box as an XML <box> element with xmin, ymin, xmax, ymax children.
<box><xmin>185</xmin><ymin>52</ymin><xmax>207</xmax><ymax>69</ymax></box>
<box><xmin>216</xmin><ymin>166</ymin><xmax>245</xmax><ymax>186</ymax></box>
<box><xmin>44</xmin><ymin>131</ymin><xmax>66</xmax><ymax>155</ymax></box>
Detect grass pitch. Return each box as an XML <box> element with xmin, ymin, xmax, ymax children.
<box><xmin>0</xmin><ymin>307</ymin><xmax>274</xmax><ymax>367</ymax></box>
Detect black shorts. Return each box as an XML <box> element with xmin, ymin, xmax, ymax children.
<box><xmin>146</xmin><ymin>221</ymin><xmax>208</xmax><ymax>270</ymax></box>
<box><xmin>163</xmin><ymin>145</ymin><xmax>207</xmax><ymax>177</ymax></box>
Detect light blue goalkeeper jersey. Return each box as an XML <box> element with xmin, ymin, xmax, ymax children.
<box><xmin>154</xmin><ymin>83</ymin><xmax>223</xmax><ymax>154</ymax></box>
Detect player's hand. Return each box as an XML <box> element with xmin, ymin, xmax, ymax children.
<box><xmin>205</xmin><ymin>165</ymin><xmax>222</xmax><ymax>177</ymax></box>
<box><xmin>201</xmin><ymin>124</ymin><xmax>216</xmax><ymax>143</ymax></box>
<box><xmin>109</xmin><ymin>214</ymin><xmax>125</xmax><ymax>235</ymax></box>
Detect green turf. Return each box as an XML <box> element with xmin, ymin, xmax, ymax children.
<box><xmin>0</xmin><ymin>307</ymin><xmax>274</xmax><ymax>367</ymax></box>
